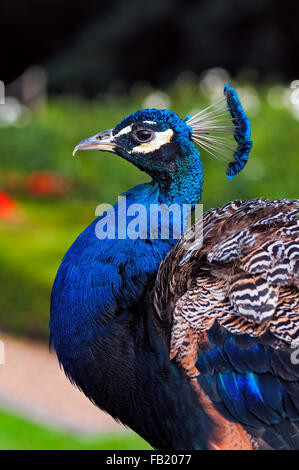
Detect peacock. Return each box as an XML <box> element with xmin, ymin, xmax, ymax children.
<box><xmin>50</xmin><ymin>85</ymin><xmax>299</xmax><ymax>450</ymax></box>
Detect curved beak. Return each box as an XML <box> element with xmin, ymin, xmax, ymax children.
<box><xmin>72</xmin><ymin>129</ymin><xmax>116</xmax><ymax>156</ymax></box>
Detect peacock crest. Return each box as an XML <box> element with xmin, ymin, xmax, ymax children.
<box><xmin>186</xmin><ymin>84</ymin><xmax>252</xmax><ymax>178</ymax></box>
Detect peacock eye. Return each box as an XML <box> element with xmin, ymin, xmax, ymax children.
<box><xmin>133</xmin><ymin>129</ymin><xmax>154</xmax><ymax>143</ymax></box>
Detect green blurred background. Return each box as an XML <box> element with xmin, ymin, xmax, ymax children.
<box><xmin>0</xmin><ymin>0</ymin><xmax>298</xmax><ymax>450</ymax></box>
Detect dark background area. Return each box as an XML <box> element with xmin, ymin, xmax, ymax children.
<box><xmin>2</xmin><ymin>0</ymin><xmax>299</xmax><ymax>96</ymax></box>
<box><xmin>0</xmin><ymin>0</ymin><xmax>299</xmax><ymax>451</ymax></box>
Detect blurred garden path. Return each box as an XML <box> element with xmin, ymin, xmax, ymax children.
<box><xmin>0</xmin><ymin>331</ymin><xmax>124</xmax><ymax>434</ymax></box>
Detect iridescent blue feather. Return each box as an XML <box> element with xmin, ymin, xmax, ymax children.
<box><xmin>224</xmin><ymin>84</ymin><xmax>253</xmax><ymax>178</ymax></box>
<box><xmin>187</xmin><ymin>84</ymin><xmax>252</xmax><ymax>178</ymax></box>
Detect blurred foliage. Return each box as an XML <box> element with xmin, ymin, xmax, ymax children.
<box><xmin>0</xmin><ymin>408</ymin><xmax>151</xmax><ymax>449</ymax></box>
<box><xmin>0</xmin><ymin>83</ymin><xmax>298</xmax><ymax>340</ymax></box>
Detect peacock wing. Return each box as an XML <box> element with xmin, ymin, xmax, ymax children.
<box><xmin>153</xmin><ymin>198</ymin><xmax>299</xmax><ymax>450</ymax></box>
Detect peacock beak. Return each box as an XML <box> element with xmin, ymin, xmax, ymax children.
<box><xmin>72</xmin><ymin>129</ymin><xmax>116</xmax><ymax>156</ymax></box>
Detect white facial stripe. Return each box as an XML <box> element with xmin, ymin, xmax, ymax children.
<box><xmin>115</xmin><ymin>120</ymin><xmax>157</xmax><ymax>138</ymax></box>
<box><xmin>132</xmin><ymin>129</ymin><xmax>174</xmax><ymax>154</ymax></box>
<box><xmin>115</xmin><ymin>125</ymin><xmax>132</xmax><ymax>137</ymax></box>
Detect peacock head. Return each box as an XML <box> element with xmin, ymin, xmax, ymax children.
<box><xmin>73</xmin><ymin>85</ymin><xmax>252</xmax><ymax>193</ymax></box>
<box><xmin>73</xmin><ymin>108</ymin><xmax>197</xmax><ymax>178</ymax></box>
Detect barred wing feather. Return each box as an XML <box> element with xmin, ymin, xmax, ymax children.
<box><xmin>153</xmin><ymin>198</ymin><xmax>299</xmax><ymax>450</ymax></box>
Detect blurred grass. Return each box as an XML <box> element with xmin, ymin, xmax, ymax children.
<box><xmin>0</xmin><ymin>84</ymin><xmax>298</xmax><ymax>339</ymax></box>
<box><xmin>0</xmin><ymin>408</ymin><xmax>152</xmax><ymax>450</ymax></box>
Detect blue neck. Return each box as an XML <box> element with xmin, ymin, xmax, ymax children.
<box><xmin>50</xmin><ymin>148</ymin><xmax>205</xmax><ymax>448</ymax></box>
<box><xmin>51</xmin><ymin>146</ymin><xmax>204</xmax><ymax>350</ymax></box>
<box><xmin>154</xmin><ymin>143</ymin><xmax>203</xmax><ymax>206</ymax></box>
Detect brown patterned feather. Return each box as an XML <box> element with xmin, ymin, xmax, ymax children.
<box><xmin>153</xmin><ymin>198</ymin><xmax>299</xmax><ymax>393</ymax></box>
<box><xmin>151</xmin><ymin>198</ymin><xmax>299</xmax><ymax>449</ymax></box>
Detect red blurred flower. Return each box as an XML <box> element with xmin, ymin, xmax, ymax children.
<box><xmin>0</xmin><ymin>191</ymin><xmax>16</xmax><ymax>219</ymax></box>
<box><xmin>27</xmin><ymin>171</ymin><xmax>53</xmax><ymax>195</ymax></box>
<box><xmin>27</xmin><ymin>171</ymin><xmax>73</xmax><ymax>196</ymax></box>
